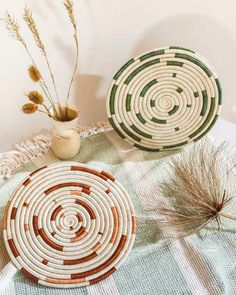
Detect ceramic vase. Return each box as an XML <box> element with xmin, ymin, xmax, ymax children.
<box><xmin>50</xmin><ymin>104</ymin><xmax>80</xmax><ymax>160</ymax></box>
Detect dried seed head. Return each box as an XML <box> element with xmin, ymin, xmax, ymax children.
<box><xmin>27</xmin><ymin>91</ymin><xmax>44</xmax><ymax>104</ymax></box>
<box><xmin>4</xmin><ymin>12</ymin><xmax>24</xmax><ymax>43</ymax></box>
<box><xmin>22</xmin><ymin>103</ymin><xmax>38</xmax><ymax>114</ymax></box>
<box><xmin>28</xmin><ymin>65</ymin><xmax>42</xmax><ymax>82</ymax></box>
<box><xmin>23</xmin><ymin>7</ymin><xmax>45</xmax><ymax>54</ymax></box>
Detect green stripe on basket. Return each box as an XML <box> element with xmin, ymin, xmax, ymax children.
<box><xmin>215</xmin><ymin>78</ymin><xmax>222</xmax><ymax>105</ymax></box>
<box><xmin>113</xmin><ymin>58</ymin><xmax>135</xmax><ymax>80</ymax></box>
<box><xmin>136</xmin><ymin>113</ymin><xmax>146</xmax><ymax>124</ymax></box>
<box><xmin>130</xmin><ymin>124</ymin><xmax>152</xmax><ymax>139</ymax></box>
<box><xmin>193</xmin><ymin>115</ymin><xmax>218</xmax><ymax>142</ymax></box>
<box><xmin>139</xmin><ymin>49</ymin><xmax>165</xmax><ymax>61</ymax></box>
<box><xmin>163</xmin><ymin>141</ymin><xmax>188</xmax><ymax>149</ymax></box>
<box><xmin>176</xmin><ymin>87</ymin><xmax>183</xmax><ymax>93</ymax></box>
<box><xmin>168</xmin><ymin>105</ymin><xmax>179</xmax><ymax>115</ymax></box>
<box><xmin>140</xmin><ymin>79</ymin><xmax>157</xmax><ymax>97</ymax></box>
<box><xmin>150</xmin><ymin>100</ymin><xmax>155</xmax><ymax>107</ymax></box>
<box><xmin>167</xmin><ymin>61</ymin><xmax>184</xmax><ymax>67</ymax></box>
<box><xmin>175</xmin><ymin>53</ymin><xmax>213</xmax><ymax>77</ymax></box>
<box><xmin>126</xmin><ymin>94</ymin><xmax>132</xmax><ymax>112</ymax></box>
<box><xmin>108</xmin><ymin>117</ymin><xmax>126</xmax><ymax>139</ymax></box>
<box><xmin>151</xmin><ymin>117</ymin><xmax>167</xmax><ymax>124</ymax></box>
<box><xmin>200</xmin><ymin>90</ymin><xmax>208</xmax><ymax>116</ymax></box>
<box><xmin>169</xmin><ymin>46</ymin><xmax>195</xmax><ymax>53</ymax></box>
<box><xmin>109</xmin><ymin>84</ymin><xmax>118</xmax><ymax>115</ymax></box>
<box><xmin>189</xmin><ymin>97</ymin><xmax>216</xmax><ymax>139</ymax></box>
<box><xmin>134</xmin><ymin>143</ymin><xmax>160</xmax><ymax>151</ymax></box>
<box><xmin>120</xmin><ymin>123</ymin><xmax>141</xmax><ymax>142</ymax></box>
<box><xmin>124</xmin><ymin>59</ymin><xmax>160</xmax><ymax>85</ymax></box>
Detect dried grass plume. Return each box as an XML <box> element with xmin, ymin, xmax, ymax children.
<box><xmin>155</xmin><ymin>141</ymin><xmax>236</xmax><ymax>238</ymax></box>
<box><xmin>64</xmin><ymin>0</ymin><xmax>79</xmax><ymax>104</ymax></box>
<box><xmin>23</xmin><ymin>7</ymin><xmax>45</xmax><ymax>54</ymax></box>
<box><xmin>4</xmin><ymin>12</ymin><xmax>25</xmax><ymax>44</ymax></box>
<box><xmin>64</xmin><ymin>0</ymin><xmax>78</xmax><ymax>44</ymax></box>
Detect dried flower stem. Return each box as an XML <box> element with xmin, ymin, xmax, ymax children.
<box><xmin>3</xmin><ymin>12</ymin><xmax>57</xmax><ymax>115</ymax></box>
<box><xmin>64</xmin><ymin>0</ymin><xmax>79</xmax><ymax>117</ymax></box>
<box><xmin>23</xmin><ymin>7</ymin><xmax>63</xmax><ymax>119</ymax></box>
<box><xmin>39</xmin><ymin>81</ymin><xmax>56</xmax><ymax>109</ymax></box>
<box><xmin>218</xmin><ymin>212</ymin><xmax>236</xmax><ymax>221</ymax></box>
<box><xmin>38</xmin><ymin>108</ymin><xmax>56</xmax><ymax>120</ymax></box>
<box><xmin>42</xmin><ymin>103</ymin><xmax>50</xmax><ymax>113</ymax></box>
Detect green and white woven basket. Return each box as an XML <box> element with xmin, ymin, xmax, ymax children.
<box><xmin>107</xmin><ymin>46</ymin><xmax>222</xmax><ymax>151</ymax></box>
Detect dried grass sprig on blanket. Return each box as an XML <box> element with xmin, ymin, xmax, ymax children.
<box><xmin>155</xmin><ymin>142</ymin><xmax>236</xmax><ymax>238</ymax></box>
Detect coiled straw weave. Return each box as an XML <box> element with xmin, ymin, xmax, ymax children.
<box><xmin>3</xmin><ymin>162</ymin><xmax>136</xmax><ymax>288</ymax></box>
<box><xmin>107</xmin><ymin>46</ymin><xmax>222</xmax><ymax>151</ymax></box>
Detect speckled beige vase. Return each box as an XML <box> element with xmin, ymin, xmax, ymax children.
<box><xmin>50</xmin><ymin>104</ymin><xmax>80</xmax><ymax>160</ymax></box>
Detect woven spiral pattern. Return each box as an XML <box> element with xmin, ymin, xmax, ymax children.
<box><xmin>3</xmin><ymin>162</ymin><xmax>136</xmax><ymax>288</ymax></box>
<box><xmin>107</xmin><ymin>46</ymin><xmax>222</xmax><ymax>151</ymax></box>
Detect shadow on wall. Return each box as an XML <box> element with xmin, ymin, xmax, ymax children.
<box><xmin>53</xmin><ymin>37</ymin><xmax>106</xmax><ymax>123</ymax></box>
<box><xmin>74</xmin><ymin>74</ymin><xmax>106</xmax><ymax>124</ymax></box>
<box><xmin>132</xmin><ymin>14</ymin><xmax>236</xmax><ymax>124</ymax></box>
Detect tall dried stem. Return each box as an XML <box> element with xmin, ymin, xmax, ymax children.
<box><xmin>3</xmin><ymin>12</ymin><xmax>57</xmax><ymax>116</ymax></box>
<box><xmin>23</xmin><ymin>7</ymin><xmax>62</xmax><ymax>119</ymax></box>
<box><xmin>64</xmin><ymin>0</ymin><xmax>79</xmax><ymax>117</ymax></box>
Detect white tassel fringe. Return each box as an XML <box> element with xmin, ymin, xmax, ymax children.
<box><xmin>0</xmin><ymin>122</ymin><xmax>111</xmax><ymax>181</ymax></box>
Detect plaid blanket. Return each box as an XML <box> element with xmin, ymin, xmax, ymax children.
<box><xmin>0</xmin><ymin>130</ymin><xmax>236</xmax><ymax>295</ymax></box>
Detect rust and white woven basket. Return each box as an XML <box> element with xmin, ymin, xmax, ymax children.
<box><xmin>3</xmin><ymin>162</ymin><xmax>136</xmax><ymax>288</ymax></box>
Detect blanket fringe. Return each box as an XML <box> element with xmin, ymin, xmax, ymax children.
<box><xmin>0</xmin><ymin>122</ymin><xmax>111</xmax><ymax>180</ymax></box>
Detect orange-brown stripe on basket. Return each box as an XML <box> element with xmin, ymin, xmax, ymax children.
<box><xmin>71</xmin><ymin>166</ymin><xmax>108</xmax><ymax>181</ymax></box>
<box><xmin>21</xmin><ymin>268</ymin><xmax>39</xmax><ymax>283</ymax></box>
<box><xmin>8</xmin><ymin>239</ymin><xmax>20</xmax><ymax>257</ymax></box>
<box><xmin>51</xmin><ymin>205</ymin><xmax>63</xmax><ymax>221</ymax></box>
<box><xmin>23</xmin><ymin>178</ymin><xmax>31</xmax><ymax>186</ymax></box>
<box><xmin>30</xmin><ymin>166</ymin><xmax>47</xmax><ymax>176</ymax></box>
<box><xmin>39</xmin><ymin>228</ymin><xmax>63</xmax><ymax>251</ymax></box>
<box><xmin>75</xmin><ymin>200</ymin><xmax>96</xmax><ymax>219</ymax></box>
<box><xmin>70</xmin><ymin>226</ymin><xmax>87</xmax><ymax>242</ymax></box>
<box><xmin>10</xmin><ymin>207</ymin><xmax>17</xmax><ymax>220</ymax></box>
<box><xmin>64</xmin><ymin>252</ymin><xmax>97</xmax><ymax>265</ymax></box>
<box><xmin>44</xmin><ymin>183</ymin><xmax>90</xmax><ymax>195</ymax></box>
<box><xmin>71</xmin><ymin>235</ymin><xmax>127</xmax><ymax>279</ymax></box>
<box><xmin>110</xmin><ymin>207</ymin><xmax>119</xmax><ymax>243</ymax></box>
<box><xmin>45</xmin><ymin>277</ymin><xmax>85</xmax><ymax>284</ymax></box>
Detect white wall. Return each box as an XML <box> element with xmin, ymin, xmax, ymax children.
<box><xmin>0</xmin><ymin>0</ymin><xmax>236</xmax><ymax>151</ymax></box>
